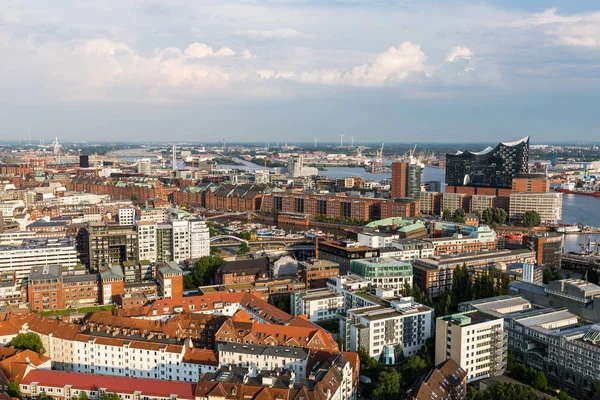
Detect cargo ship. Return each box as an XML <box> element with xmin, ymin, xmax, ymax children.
<box><xmin>555</xmin><ymin>182</ymin><xmax>600</xmax><ymax>197</ymax></box>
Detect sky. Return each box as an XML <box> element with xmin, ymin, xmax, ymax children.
<box><xmin>1</xmin><ymin>0</ymin><xmax>600</xmax><ymax>143</ymax></box>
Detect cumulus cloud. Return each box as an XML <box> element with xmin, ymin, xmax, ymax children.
<box><xmin>261</xmin><ymin>42</ymin><xmax>427</xmax><ymax>87</ymax></box>
<box><xmin>233</xmin><ymin>28</ymin><xmax>303</xmax><ymax>41</ymax></box>
<box><xmin>184</xmin><ymin>43</ymin><xmax>235</xmax><ymax>58</ymax></box>
<box><xmin>445</xmin><ymin>46</ymin><xmax>473</xmax><ymax>63</ymax></box>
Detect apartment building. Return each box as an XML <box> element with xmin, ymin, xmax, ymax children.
<box><xmin>218</xmin><ymin>342</ymin><xmax>309</xmax><ymax>377</ymax></box>
<box><xmin>343</xmin><ymin>298</ymin><xmax>434</xmax><ymax>364</ymax></box>
<box><xmin>349</xmin><ymin>257</ymin><xmax>413</xmax><ymax>297</ymax></box>
<box><xmin>317</xmin><ymin>239</ymin><xmax>379</xmax><ymax>274</ymax></box>
<box><xmin>0</xmin><ymin>237</ymin><xmax>78</xmax><ymax>283</ymax></box>
<box><xmin>156</xmin><ymin>261</ymin><xmax>184</xmax><ymax>299</ymax></box>
<box><xmin>509</xmin><ymin>192</ymin><xmax>563</xmax><ymax>224</ymax></box>
<box><xmin>20</xmin><ymin>371</ymin><xmax>196</xmax><ymax>400</ymax></box>
<box><xmin>88</xmin><ymin>223</ymin><xmax>138</xmax><ymax>271</ymax></box>
<box><xmin>404</xmin><ymin>359</ymin><xmax>467</xmax><ymax>400</ymax></box>
<box><xmin>419</xmin><ymin>191</ymin><xmax>441</xmax><ymax>215</ymax></box>
<box><xmin>172</xmin><ymin>219</ymin><xmax>210</xmax><ymax>263</ymax></box>
<box><xmin>442</xmin><ymin>193</ymin><xmax>470</xmax><ymax>214</ymax></box>
<box><xmin>470</xmin><ymin>195</ymin><xmax>495</xmax><ymax>213</ymax></box>
<box><xmin>156</xmin><ymin>223</ymin><xmax>173</xmax><ymax>262</ymax></box>
<box><xmin>137</xmin><ymin>221</ymin><xmax>157</xmax><ymax>262</ymax></box>
<box><xmin>138</xmin><ymin>208</ymin><xmax>169</xmax><ymax>223</ymax></box>
<box><xmin>290</xmin><ymin>288</ymin><xmax>345</xmax><ymax>322</ymax></box>
<box><xmin>435</xmin><ymin>311</ymin><xmax>506</xmax><ymax>382</ymax></box>
<box><xmin>327</xmin><ymin>275</ymin><xmax>378</xmax><ymax>312</ymax></box>
<box><xmin>27</xmin><ymin>265</ymin><xmax>99</xmax><ymax>311</ymax></box>
<box><xmin>118</xmin><ymin>208</ymin><xmax>136</xmax><ymax>226</ymax></box>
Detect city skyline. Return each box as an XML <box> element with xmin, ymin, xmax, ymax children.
<box><xmin>2</xmin><ymin>1</ymin><xmax>600</xmax><ymax>142</ymax></box>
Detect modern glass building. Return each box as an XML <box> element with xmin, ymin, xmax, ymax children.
<box><xmin>445</xmin><ymin>136</ymin><xmax>529</xmax><ymax>189</ymax></box>
<box><xmin>349</xmin><ymin>257</ymin><xmax>413</xmax><ymax>296</ymax></box>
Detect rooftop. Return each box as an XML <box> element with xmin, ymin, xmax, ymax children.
<box><xmin>440</xmin><ymin>310</ymin><xmax>500</xmax><ymax>326</ymax></box>
<box><xmin>220</xmin><ymin>342</ymin><xmax>308</xmax><ymax>360</ymax></box>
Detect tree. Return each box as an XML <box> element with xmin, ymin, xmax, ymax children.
<box><xmin>482</xmin><ymin>208</ymin><xmax>494</xmax><ymax>225</ymax></box>
<box><xmin>79</xmin><ymin>392</ymin><xmax>90</xmax><ymax>400</ymax></box>
<box><xmin>531</xmin><ymin>370</ymin><xmax>548</xmax><ymax>391</ymax></box>
<box><xmin>522</xmin><ymin>211</ymin><xmax>541</xmax><ymax>227</ymax></box>
<box><xmin>99</xmin><ymin>393</ymin><xmax>120</xmax><ymax>400</ymax></box>
<box><xmin>543</xmin><ymin>267</ymin><xmax>553</xmax><ymax>284</ymax></box>
<box><xmin>556</xmin><ymin>392</ymin><xmax>570</xmax><ymax>400</ymax></box>
<box><xmin>357</xmin><ymin>347</ymin><xmax>379</xmax><ymax>379</ymax></box>
<box><xmin>493</xmin><ymin>208</ymin><xmax>508</xmax><ymax>225</ymax></box>
<box><xmin>9</xmin><ymin>332</ymin><xmax>44</xmax><ymax>353</ymax></box>
<box><xmin>130</xmin><ymin>195</ymin><xmax>137</xmax><ymax>202</ymax></box>
<box><xmin>7</xmin><ymin>381</ymin><xmax>22</xmax><ymax>399</ymax></box>
<box><xmin>480</xmin><ymin>383</ymin><xmax>537</xmax><ymax>400</ymax></box>
<box><xmin>400</xmin><ymin>355</ymin><xmax>429</xmax><ymax>383</ymax></box>
<box><xmin>183</xmin><ymin>274</ymin><xmax>195</xmax><ymax>290</ymax></box>
<box><xmin>190</xmin><ymin>255</ymin><xmax>225</xmax><ymax>287</ymax></box>
<box><xmin>443</xmin><ymin>208</ymin><xmax>453</xmax><ymax>221</ymax></box>
<box><xmin>473</xmin><ymin>210</ymin><xmax>482</xmax><ymax>221</ymax></box>
<box><xmin>495</xmin><ymin>273</ymin><xmax>511</xmax><ymax>296</ymax></box>
<box><xmin>403</xmin><ymin>281</ymin><xmax>412</xmax><ymax>297</ymax></box>
<box><xmin>453</xmin><ymin>208</ymin><xmax>466</xmax><ymax>223</ymax></box>
<box><xmin>373</xmin><ymin>370</ymin><xmax>401</xmax><ymax>400</ymax></box>
<box><xmin>239</xmin><ymin>242</ymin><xmax>250</xmax><ymax>255</ymax></box>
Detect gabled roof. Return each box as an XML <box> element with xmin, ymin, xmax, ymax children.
<box><xmin>0</xmin><ymin>349</ymin><xmax>51</xmax><ymax>384</ymax></box>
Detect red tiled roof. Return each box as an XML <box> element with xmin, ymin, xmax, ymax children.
<box><xmin>182</xmin><ymin>348</ymin><xmax>218</xmax><ymax>365</ymax></box>
<box><xmin>21</xmin><ymin>370</ymin><xmax>196</xmax><ymax>400</ymax></box>
<box><xmin>0</xmin><ymin>350</ymin><xmax>51</xmax><ymax>384</ymax></box>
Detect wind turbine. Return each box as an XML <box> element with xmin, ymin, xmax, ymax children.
<box><xmin>350</xmin><ymin>136</ymin><xmax>355</xmax><ymax>147</ymax></box>
<box><xmin>314</xmin><ymin>137</ymin><xmax>319</xmax><ymax>148</ymax></box>
<box><xmin>338</xmin><ymin>133</ymin><xmax>345</xmax><ymax>147</ymax></box>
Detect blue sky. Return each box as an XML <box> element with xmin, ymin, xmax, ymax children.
<box><xmin>1</xmin><ymin>0</ymin><xmax>600</xmax><ymax>143</ymax></box>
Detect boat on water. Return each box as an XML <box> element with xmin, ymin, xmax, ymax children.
<box><xmin>557</xmin><ymin>225</ymin><xmax>582</xmax><ymax>233</ymax></box>
<box><xmin>256</xmin><ymin>228</ymin><xmax>275</xmax><ymax>237</ymax></box>
<box><xmin>305</xmin><ymin>229</ymin><xmax>327</xmax><ymax>239</ymax></box>
<box><xmin>555</xmin><ymin>182</ymin><xmax>600</xmax><ymax>197</ymax></box>
<box><xmin>505</xmin><ymin>233</ymin><xmax>524</xmax><ymax>240</ymax></box>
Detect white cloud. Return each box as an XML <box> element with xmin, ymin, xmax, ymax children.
<box><xmin>233</xmin><ymin>28</ymin><xmax>303</xmax><ymax>41</ymax></box>
<box><xmin>184</xmin><ymin>43</ymin><xmax>235</xmax><ymax>58</ymax></box>
<box><xmin>446</xmin><ymin>46</ymin><xmax>473</xmax><ymax>63</ymax></box>
<box><xmin>242</xmin><ymin>50</ymin><xmax>254</xmax><ymax>60</ymax></box>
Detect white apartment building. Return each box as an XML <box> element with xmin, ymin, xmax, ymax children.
<box><xmin>139</xmin><ymin>208</ymin><xmax>169</xmax><ymax>223</ymax></box>
<box><xmin>218</xmin><ymin>342</ymin><xmax>309</xmax><ymax>377</ymax></box>
<box><xmin>72</xmin><ymin>336</ymin><xmax>217</xmax><ymax>382</ymax></box>
<box><xmin>509</xmin><ymin>192</ymin><xmax>563</xmax><ymax>224</ymax></box>
<box><xmin>172</xmin><ymin>219</ymin><xmax>210</xmax><ymax>262</ymax></box>
<box><xmin>435</xmin><ymin>310</ymin><xmax>507</xmax><ymax>382</ymax></box>
<box><xmin>137</xmin><ymin>221</ymin><xmax>157</xmax><ymax>263</ymax></box>
<box><xmin>118</xmin><ymin>208</ymin><xmax>136</xmax><ymax>226</ymax></box>
<box><xmin>291</xmin><ymin>288</ymin><xmax>345</xmax><ymax>322</ymax></box>
<box><xmin>343</xmin><ymin>298</ymin><xmax>434</xmax><ymax>364</ymax></box>
<box><xmin>327</xmin><ymin>275</ymin><xmax>378</xmax><ymax>311</ymax></box>
<box><xmin>189</xmin><ymin>219</ymin><xmax>210</xmax><ymax>259</ymax></box>
<box><xmin>0</xmin><ymin>237</ymin><xmax>78</xmax><ymax>283</ymax></box>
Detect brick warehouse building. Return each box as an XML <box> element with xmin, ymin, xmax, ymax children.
<box><xmin>261</xmin><ymin>191</ymin><xmax>419</xmax><ymax>221</ymax></box>
<box><xmin>172</xmin><ymin>183</ymin><xmax>273</xmax><ymax>211</ymax></box>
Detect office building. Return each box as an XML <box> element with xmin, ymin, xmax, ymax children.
<box><xmin>218</xmin><ymin>342</ymin><xmax>309</xmax><ymax>378</ymax></box>
<box><xmin>343</xmin><ymin>298</ymin><xmax>434</xmax><ymax>364</ymax></box>
<box><xmin>99</xmin><ymin>264</ymin><xmax>124</xmax><ymax>304</ymax></box>
<box><xmin>318</xmin><ymin>239</ymin><xmax>379</xmax><ymax>274</ymax></box>
<box><xmin>509</xmin><ymin>192</ymin><xmax>563</xmax><ymax>224</ymax></box>
<box><xmin>427</xmin><ymin>226</ymin><xmax>497</xmax><ymax>255</ymax></box>
<box><xmin>419</xmin><ymin>191</ymin><xmax>441</xmax><ymax>215</ymax></box>
<box><xmin>445</xmin><ymin>137</ymin><xmax>529</xmax><ymax>189</ymax></box>
<box><xmin>470</xmin><ymin>195</ymin><xmax>495</xmax><ymax>213</ymax></box>
<box><xmin>442</xmin><ymin>193</ymin><xmax>470</xmax><ymax>214</ymax></box>
<box><xmin>349</xmin><ymin>257</ymin><xmax>413</xmax><ymax>297</ymax></box>
<box><xmin>422</xmin><ymin>180</ymin><xmax>441</xmax><ymax>193</ymax></box>
<box><xmin>79</xmin><ymin>154</ymin><xmax>89</xmax><ymax>168</ymax></box>
<box><xmin>298</xmin><ymin>259</ymin><xmax>340</xmax><ymax>289</ymax></box>
<box><xmin>391</xmin><ymin>161</ymin><xmax>421</xmax><ymax>199</ymax></box>
<box><xmin>512</xmin><ymin>174</ymin><xmax>550</xmax><ymax>192</ymax></box>
<box><xmin>137</xmin><ymin>158</ymin><xmax>152</xmax><ymax>175</ymax></box>
<box><xmin>435</xmin><ymin>311</ymin><xmax>506</xmax><ymax>382</ymax></box>
<box><xmin>413</xmin><ymin>249</ymin><xmax>536</xmax><ymax>298</ymax></box>
<box><xmin>0</xmin><ymin>237</ymin><xmax>78</xmax><ymax>283</ymax></box>
<box><xmin>523</xmin><ymin>233</ymin><xmax>563</xmax><ymax>270</ymax></box>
